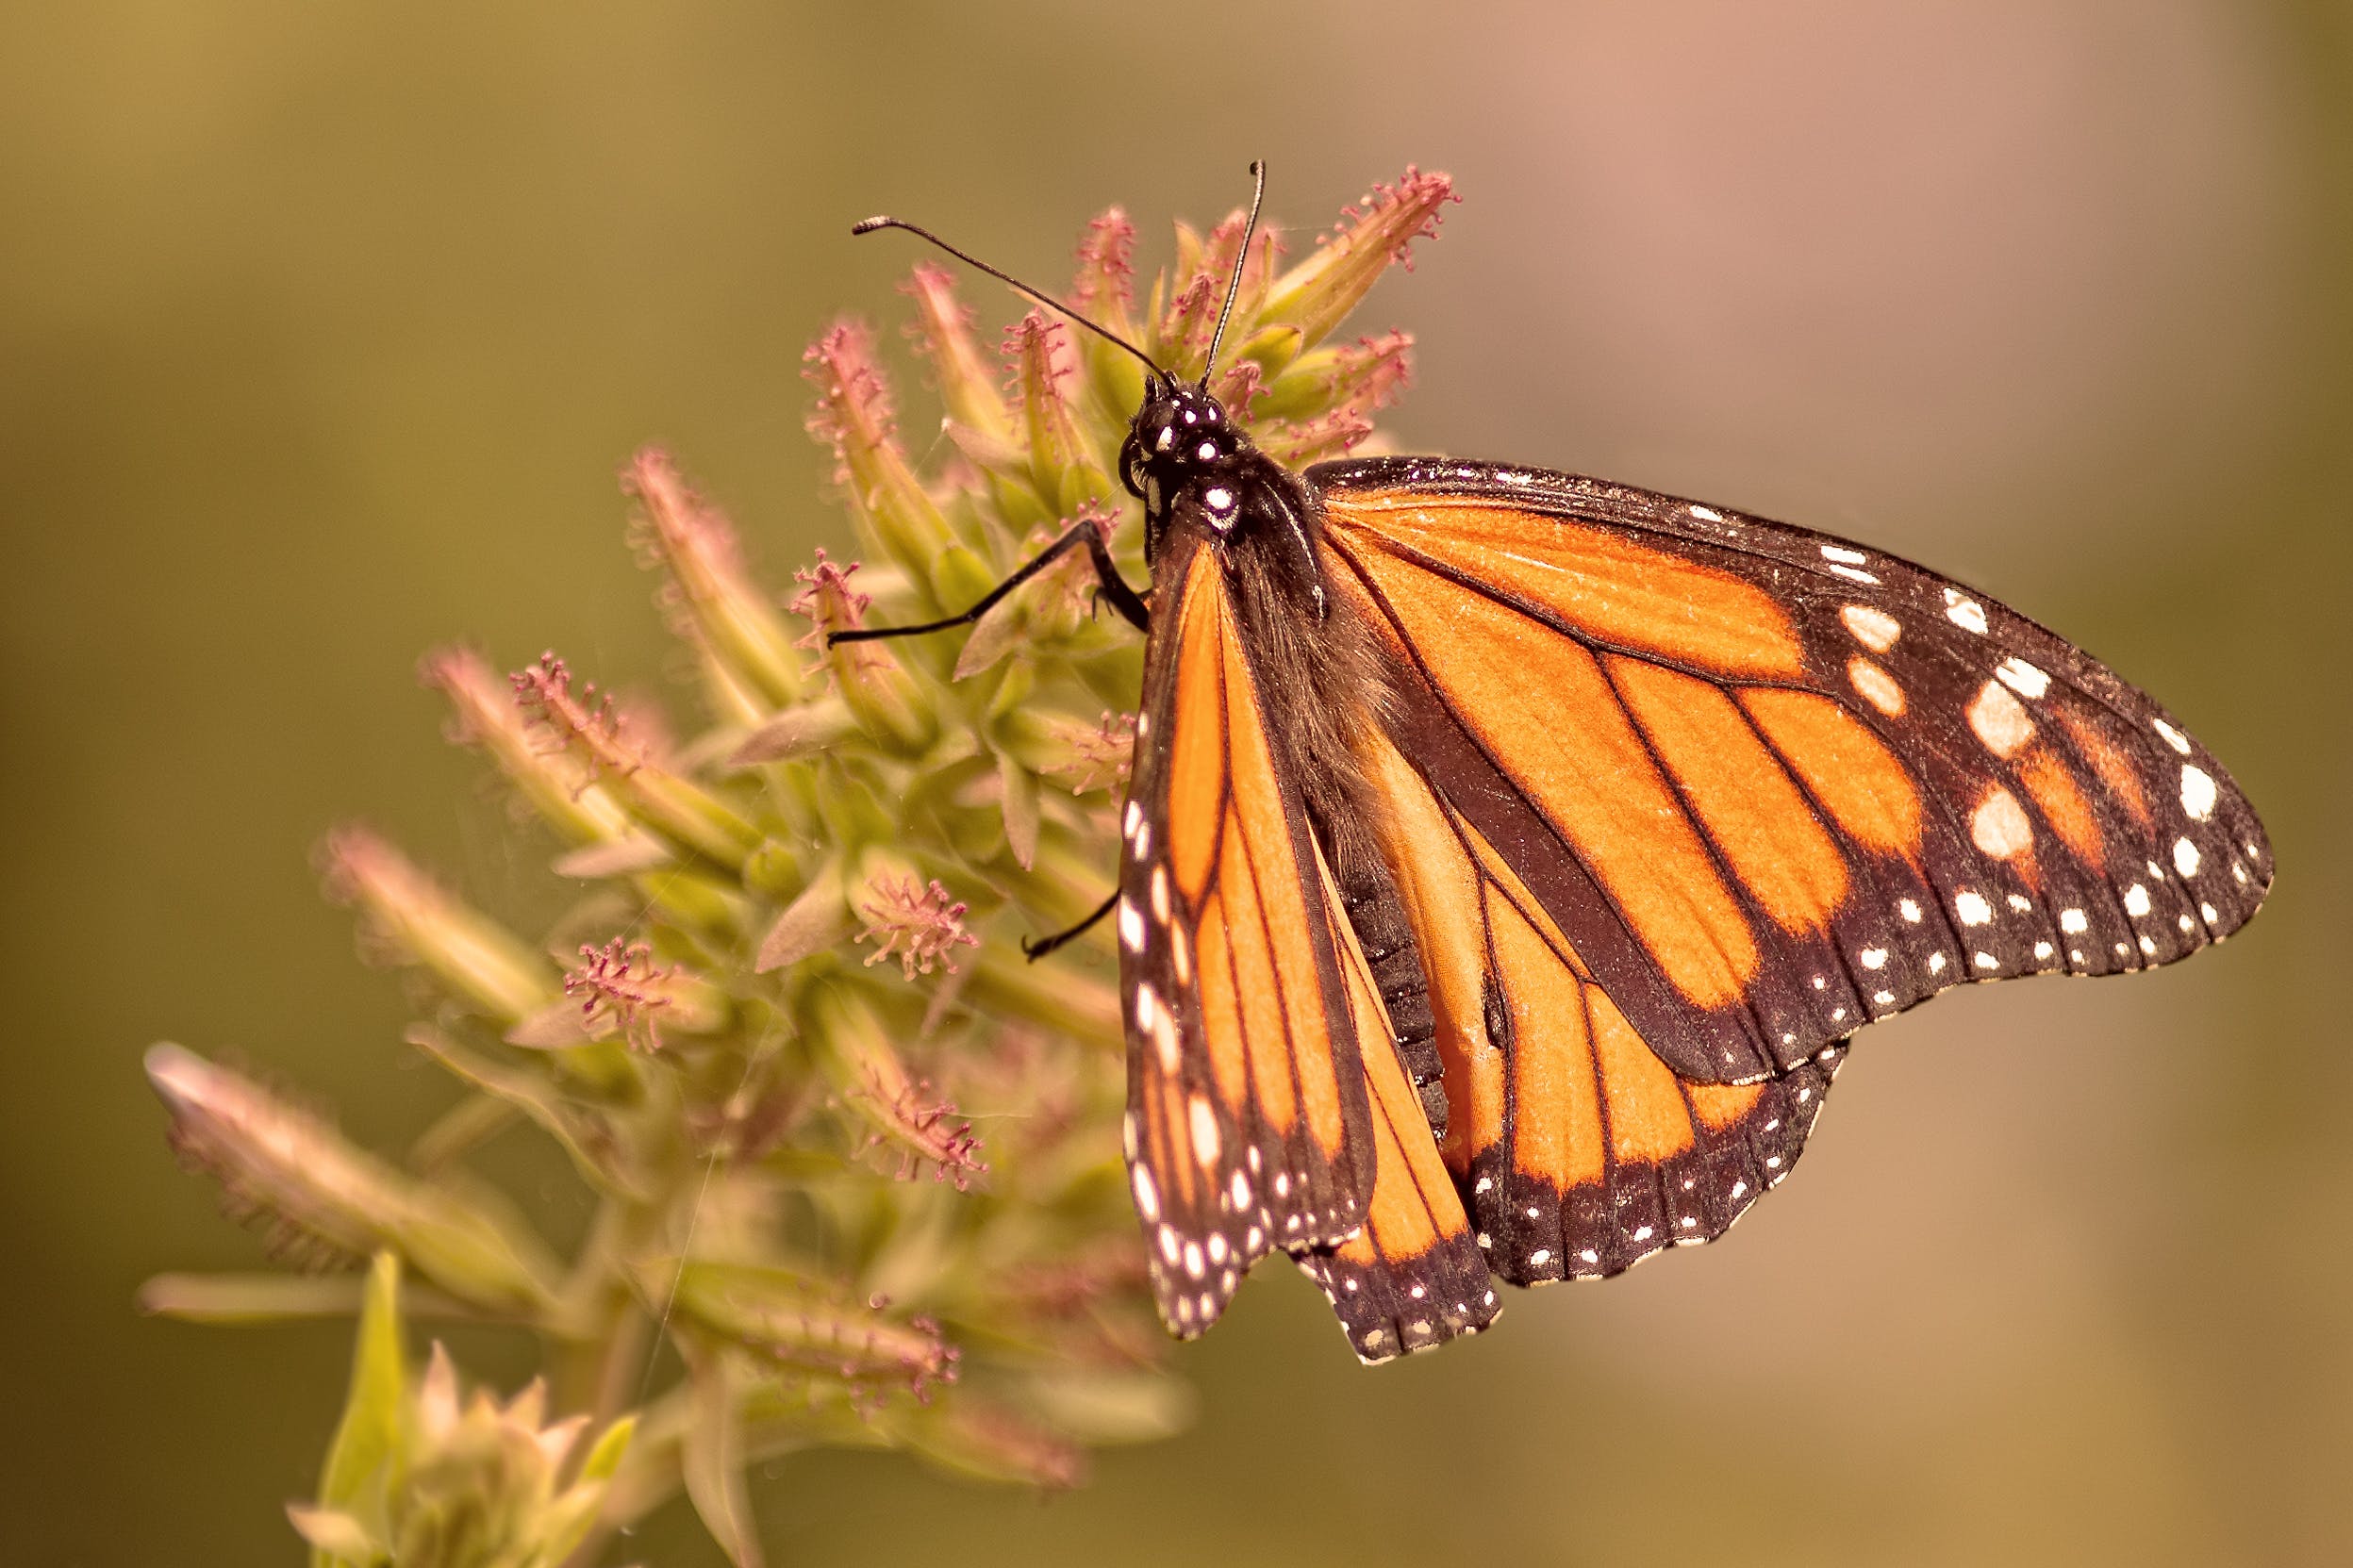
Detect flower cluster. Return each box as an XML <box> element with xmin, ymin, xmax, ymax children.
<box><xmin>144</xmin><ymin>166</ymin><xmax>1452</xmax><ymax>1567</ymax></box>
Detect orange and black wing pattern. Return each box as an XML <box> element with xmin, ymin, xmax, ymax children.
<box><xmin>1354</xmin><ymin>719</ymin><xmax>1843</xmax><ymax>1290</ymax></box>
<box><xmin>1116</xmin><ymin>533</ymin><xmax>1377</xmax><ymax>1337</ymax></box>
<box><xmin>1313</xmin><ymin>458</ymin><xmax>2273</xmax><ymax>1098</ymax></box>
<box><xmin>1293</xmin><ymin>845</ymin><xmax>1500</xmax><ymax>1360</ymax></box>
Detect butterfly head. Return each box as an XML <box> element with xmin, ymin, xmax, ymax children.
<box><xmin>1120</xmin><ymin>378</ymin><xmax>1257</xmax><ymax>547</ymax></box>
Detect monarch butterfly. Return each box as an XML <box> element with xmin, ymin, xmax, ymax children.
<box><xmin>841</xmin><ymin>165</ymin><xmax>2272</xmax><ymax>1362</ymax></box>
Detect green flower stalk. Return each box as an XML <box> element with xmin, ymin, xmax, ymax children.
<box><xmin>145</xmin><ymin>165</ymin><xmax>1454</xmax><ymax>1567</ymax></box>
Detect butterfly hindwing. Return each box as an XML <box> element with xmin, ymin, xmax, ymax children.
<box><xmin>1312</xmin><ymin>458</ymin><xmax>2273</xmax><ymax>1092</ymax></box>
<box><xmin>1119</xmin><ymin>533</ymin><xmax>1377</xmax><ymax>1337</ymax></box>
<box><xmin>1356</xmin><ymin>722</ymin><xmax>1844</xmax><ymax>1282</ymax></box>
<box><xmin>1294</xmin><ymin>839</ymin><xmax>1499</xmax><ymax>1361</ymax></box>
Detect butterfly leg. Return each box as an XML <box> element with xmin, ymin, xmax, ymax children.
<box><xmin>829</xmin><ymin>518</ymin><xmax>1148</xmax><ymax>646</ymax></box>
<box><xmin>1019</xmin><ymin>888</ymin><xmax>1119</xmax><ymax>961</ymax></box>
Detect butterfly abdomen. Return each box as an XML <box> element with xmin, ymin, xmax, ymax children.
<box><xmin>1321</xmin><ymin>809</ymin><xmax>1447</xmax><ymax>1142</ymax></box>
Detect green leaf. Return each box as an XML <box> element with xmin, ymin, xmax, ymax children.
<box><xmin>287</xmin><ymin>1505</ymin><xmax>387</xmax><ymax>1566</ymax></box>
<box><xmin>682</xmin><ymin>1350</ymin><xmax>765</xmax><ymax>1568</ymax></box>
<box><xmin>574</xmin><ymin>1413</ymin><xmax>637</xmax><ymax>1485</ymax></box>
<box><xmin>407</xmin><ymin>1027</ymin><xmax>639</xmax><ymax>1202</ymax></box>
<box><xmin>139</xmin><ymin>1271</ymin><xmax>486</xmax><ymax>1327</ymax></box>
<box><xmin>996</xmin><ymin>749</ymin><xmax>1040</xmax><ymax>869</ymax></box>
<box><xmin>754</xmin><ymin>856</ymin><xmax>854</xmax><ymax>973</ymax></box>
<box><xmin>534</xmin><ymin>1415</ymin><xmax>635</xmax><ymax>1564</ymax></box>
<box><xmin>312</xmin><ymin>1253</ymin><xmax>408</xmax><ymax>1564</ymax></box>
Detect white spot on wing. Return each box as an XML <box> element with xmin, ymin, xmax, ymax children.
<box><xmin>2154</xmin><ymin>718</ymin><xmax>2192</xmax><ymax>754</ymax></box>
<box><xmin>1971</xmin><ymin>787</ymin><xmax>2032</xmax><ymax>859</ymax></box>
<box><xmin>1967</xmin><ymin>680</ymin><xmax>2034</xmax><ymax>759</ymax></box>
<box><xmin>1841</xmin><ymin>604</ymin><xmax>1901</xmax><ymax>652</ymax></box>
<box><xmin>1995</xmin><ymin>657</ymin><xmax>2050</xmax><ymax>699</ymax></box>
<box><xmin>1119</xmin><ymin>897</ymin><xmax>1146</xmax><ymax>953</ymax></box>
<box><xmin>1848</xmin><ymin>657</ymin><xmax>1905</xmax><ymax>716</ymax></box>
<box><xmin>1821</xmin><ymin>545</ymin><xmax>1868</xmax><ymax>565</ymax></box>
<box><xmin>2124</xmin><ymin>883</ymin><xmax>2152</xmax><ymax>917</ymax></box>
<box><xmin>1955</xmin><ymin>890</ymin><xmax>1995</xmax><ymax>927</ymax></box>
<box><xmin>2180</xmin><ymin>765</ymin><xmax>2218</xmax><ymax>821</ymax></box>
<box><xmin>2060</xmin><ymin>908</ymin><xmax>2089</xmax><ymax>934</ymax></box>
<box><xmin>1188</xmin><ymin>1095</ymin><xmax>1221</xmax><ymax>1168</ymax></box>
<box><xmin>1133</xmin><ymin>1163</ymin><xmax>1160</xmax><ymax>1221</ymax></box>
<box><xmin>1945</xmin><ymin>590</ymin><xmax>1990</xmax><ymax>635</ymax></box>
<box><xmin>1828</xmin><ymin>564</ymin><xmax>1881</xmax><ymax>585</ymax></box>
<box><xmin>2174</xmin><ymin>837</ymin><xmax>2201</xmax><ymax>878</ymax></box>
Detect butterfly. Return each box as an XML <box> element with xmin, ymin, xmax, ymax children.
<box><xmin>840</xmin><ymin>165</ymin><xmax>2273</xmax><ymax>1362</ymax></box>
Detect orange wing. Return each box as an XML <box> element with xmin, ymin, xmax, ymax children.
<box><xmin>1354</xmin><ymin>721</ymin><xmax>1843</xmax><ymax>1283</ymax></box>
<box><xmin>1293</xmin><ymin>845</ymin><xmax>1500</xmax><ymax>1361</ymax></box>
<box><xmin>1313</xmin><ymin>459</ymin><xmax>2272</xmax><ymax>1093</ymax></box>
<box><xmin>1119</xmin><ymin>535</ymin><xmax>1375</xmax><ymax>1338</ymax></box>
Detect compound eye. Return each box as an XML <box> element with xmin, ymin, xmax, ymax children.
<box><xmin>1153</xmin><ymin>423</ymin><xmax>1175</xmax><ymax>453</ymax></box>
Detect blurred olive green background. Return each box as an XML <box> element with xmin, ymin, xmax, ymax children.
<box><xmin>7</xmin><ymin>3</ymin><xmax>2350</xmax><ymax>1563</ymax></box>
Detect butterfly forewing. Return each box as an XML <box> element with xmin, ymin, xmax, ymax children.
<box><xmin>1312</xmin><ymin>458</ymin><xmax>2273</xmax><ymax>1096</ymax></box>
<box><xmin>1119</xmin><ymin>534</ymin><xmax>1377</xmax><ymax>1337</ymax></box>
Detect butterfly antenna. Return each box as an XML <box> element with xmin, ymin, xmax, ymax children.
<box><xmin>851</xmin><ymin>215</ymin><xmax>1166</xmax><ymax>380</ymax></box>
<box><xmin>1201</xmin><ymin>159</ymin><xmax>1267</xmax><ymax>386</ymax></box>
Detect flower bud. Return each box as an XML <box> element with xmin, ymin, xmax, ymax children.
<box><xmin>786</xmin><ymin>553</ymin><xmax>935</xmax><ymax>751</ymax></box>
<box><xmin>853</xmin><ymin>870</ymin><xmax>981</xmax><ymax>979</ymax></box>
<box><xmin>624</xmin><ymin>447</ymin><xmax>804</xmax><ymax>709</ymax></box>
<box><xmin>889</xmin><ymin>1396</ymin><xmax>1084</xmax><ymax>1489</ymax></box>
<box><xmin>804</xmin><ymin>319</ymin><xmax>960</xmax><ymax>604</ymax></box>
<box><xmin>1002</xmin><ymin>707</ymin><xmax>1135</xmax><ymax>797</ymax></box>
<box><xmin>422</xmin><ymin>646</ymin><xmax>653</xmax><ymax>853</ymax></box>
<box><xmin>148</xmin><ymin>1048</ymin><xmax>559</xmax><ymax>1314</ymax></box>
<box><xmin>903</xmin><ymin>262</ymin><xmax>1016</xmax><ymax>450</ymax></box>
<box><xmin>318</xmin><ymin>825</ymin><xmax>555</xmax><ymax>1026</ymax></box>
<box><xmin>290</xmin><ymin>1261</ymin><xmax>633</xmax><ymax>1568</ymax></box>
<box><xmin>1005</xmin><ymin>312</ymin><xmax>1112</xmax><ymax>516</ymax></box>
<box><xmin>1257</xmin><ymin>166</ymin><xmax>1457</xmax><ymax>351</ymax></box>
<box><xmin>667</xmin><ymin>1259</ymin><xmax>960</xmax><ymax>1395</ymax></box>
<box><xmin>1069</xmin><ymin>206</ymin><xmax>1147</xmax><ymax>419</ymax></box>
<box><xmin>813</xmin><ymin>985</ymin><xmax>989</xmax><ymax>1190</ymax></box>
<box><xmin>554</xmin><ymin>936</ymin><xmax>731</xmax><ymax>1052</ymax></box>
<box><xmin>509</xmin><ymin>652</ymin><xmax>766</xmax><ymax>869</ymax></box>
